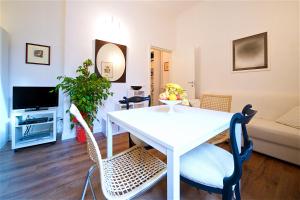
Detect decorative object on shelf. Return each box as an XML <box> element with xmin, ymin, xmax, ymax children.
<box><xmin>233</xmin><ymin>32</ymin><xmax>268</xmax><ymax>71</ymax></box>
<box><xmin>163</xmin><ymin>61</ymin><xmax>169</xmax><ymax>71</ymax></box>
<box><xmin>95</xmin><ymin>39</ymin><xmax>127</xmax><ymax>82</ymax></box>
<box><xmin>26</xmin><ymin>43</ymin><xmax>50</xmax><ymax>65</ymax></box>
<box><xmin>55</xmin><ymin>59</ymin><xmax>112</xmax><ymax>143</ymax></box>
<box><xmin>131</xmin><ymin>86</ymin><xmax>142</xmax><ymax>90</ymax></box>
<box><xmin>160</xmin><ymin>99</ymin><xmax>182</xmax><ymax>113</ymax></box>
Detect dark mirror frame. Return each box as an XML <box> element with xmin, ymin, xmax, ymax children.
<box><xmin>95</xmin><ymin>39</ymin><xmax>127</xmax><ymax>83</ymax></box>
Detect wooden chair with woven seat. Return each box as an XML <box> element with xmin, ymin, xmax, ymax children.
<box><xmin>69</xmin><ymin>104</ymin><xmax>166</xmax><ymax>200</ymax></box>
<box><xmin>180</xmin><ymin>104</ymin><xmax>257</xmax><ymax>200</ymax></box>
<box><xmin>200</xmin><ymin>94</ymin><xmax>232</xmax><ymax>144</ymax></box>
<box><xmin>119</xmin><ymin>95</ymin><xmax>153</xmax><ymax>149</ymax></box>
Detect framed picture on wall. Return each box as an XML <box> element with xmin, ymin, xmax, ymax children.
<box><xmin>101</xmin><ymin>61</ymin><xmax>113</xmax><ymax>78</ymax></box>
<box><xmin>164</xmin><ymin>62</ymin><xmax>169</xmax><ymax>71</ymax></box>
<box><xmin>233</xmin><ymin>32</ymin><xmax>268</xmax><ymax>71</ymax></box>
<box><xmin>26</xmin><ymin>43</ymin><xmax>50</xmax><ymax>65</ymax></box>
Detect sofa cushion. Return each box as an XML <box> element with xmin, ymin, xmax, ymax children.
<box><xmin>230</xmin><ymin>93</ymin><xmax>299</xmax><ymax>120</ymax></box>
<box><xmin>248</xmin><ymin>118</ymin><xmax>300</xmax><ymax>149</ymax></box>
<box><xmin>276</xmin><ymin>106</ymin><xmax>300</xmax><ymax>129</ymax></box>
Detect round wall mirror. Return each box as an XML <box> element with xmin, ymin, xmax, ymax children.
<box><xmin>95</xmin><ymin>40</ymin><xmax>127</xmax><ymax>82</ymax></box>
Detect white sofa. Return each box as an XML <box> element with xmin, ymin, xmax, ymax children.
<box><xmin>190</xmin><ymin>93</ymin><xmax>300</xmax><ymax>165</ymax></box>
<box><xmin>230</xmin><ymin>93</ymin><xmax>299</xmax><ymax>165</ymax></box>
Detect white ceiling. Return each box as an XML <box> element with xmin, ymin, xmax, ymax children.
<box><xmin>146</xmin><ymin>1</ymin><xmax>199</xmax><ymax>17</ymax></box>
<box><xmin>113</xmin><ymin>0</ymin><xmax>199</xmax><ymax>18</ymax></box>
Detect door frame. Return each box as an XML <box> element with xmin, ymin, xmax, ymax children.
<box><xmin>148</xmin><ymin>45</ymin><xmax>172</xmax><ymax>105</ymax></box>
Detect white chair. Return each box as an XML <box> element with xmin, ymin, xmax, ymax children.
<box><xmin>69</xmin><ymin>104</ymin><xmax>166</xmax><ymax>200</ymax></box>
<box><xmin>180</xmin><ymin>104</ymin><xmax>257</xmax><ymax>200</ymax></box>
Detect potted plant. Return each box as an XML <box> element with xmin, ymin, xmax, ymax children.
<box><xmin>55</xmin><ymin>59</ymin><xmax>112</xmax><ymax>142</ymax></box>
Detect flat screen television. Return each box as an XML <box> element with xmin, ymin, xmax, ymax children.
<box><xmin>13</xmin><ymin>86</ymin><xmax>58</xmax><ymax>110</ymax></box>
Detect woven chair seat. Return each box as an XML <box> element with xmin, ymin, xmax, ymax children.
<box><xmin>102</xmin><ymin>146</ymin><xmax>166</xmax><ymax>199</ymax></box>
<box><xmin>207</xmin><ymin>130</ymin><xmax>229</xmax><ymax>144</ymax></box>
<box><xmin>200</xmin><ymin>94</ymin><xmax>232</xmax><ymax>144</ymax></box>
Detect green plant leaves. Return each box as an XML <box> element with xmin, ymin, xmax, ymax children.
<box><xmin>56</xmin><ymin>59</ymin><xmax>112</xmax><ymax>127</ymax></box>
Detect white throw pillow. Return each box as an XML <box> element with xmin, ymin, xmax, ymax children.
<box><xmin>276</xmin><ymin>106</ymin><xmax>300</xmax><ymax>129</ymax></box>
<box><xmin>189</xmin><ymin>99</ymin><xmax>200</xmax><ymax>107</ymax></box>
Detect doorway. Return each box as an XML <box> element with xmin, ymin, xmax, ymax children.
<box><xmin>150</xmin><ymin>47</ymin><xmax>172</xmax><ymax>106</ymax></box>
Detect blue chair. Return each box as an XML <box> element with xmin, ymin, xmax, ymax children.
<box><xmin>119</xmin><ymin>95</ymin><xmax>151</xmax><ymax>110</ymax></box>
<box><xmin>180</xmin><ymin>104</ymin><xmax>257</xmax><ymax>200</ymax></box>
<box><xmin>119</xmin><ymin>95</ymin><xmax>152</xmax><ymax>149</ymax></box>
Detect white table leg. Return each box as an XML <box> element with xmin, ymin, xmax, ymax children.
<box><xmin>167</xmin><ymin>149</ymin><xmax>180</xmax><ymax>200</ymax></box>
<box><xmin>106</xmin><ymin>116</ymin><xmax>113</xmax><ymax>158</ymax></box>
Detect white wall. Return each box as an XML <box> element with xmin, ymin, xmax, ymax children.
<box><xmin>62</xmin><ymin>1</ymin><xmax>177</xmax><ymax>139</ymax></box>
<box><xmin>1</xmin><ymin>1</ymin><xmax>192</xmax><ymax>141</ymax></box>
<box><xmin>5</xmin><ymin>1</ymin><xmax>295</xmax><ymax>141</ymax></box>
<box><xmin>2</xmin><ymin>1</ymin><xmax>65</xmax><ymax>112</ymax></box>
<box><xmin>1</xmin><ymin>1</ymin><xmax>65</xmax><ymax>138</ymax></box>
<box><xmin>0</xmin><ymin>1</ymin><xmax>2</xmax><ymax>26</ymax></box>
<box><xmin>0</xmin><ymin>1</ymin><xmax>9</xmax><ymax>148</ymax></box>
<box><xmin>0</xmin><ymin>28</ymin><xmax>9</xmax><ymax>148</ymax></box>
<box><xmin>173</xmin><ymin>1</ymin><xmax>299</xmax><ymax>101</ymax></box>
<box><xmin>161</xmin><ymin>51</ymin><xmax>171</xmax><ymax>88</ymax></box>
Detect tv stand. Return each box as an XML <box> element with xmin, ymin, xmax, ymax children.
<box><xmin>11</xmin><ymin>109</ymin><xmax>57</xmax><ymax>150</ymax></box>
<box><xmin>25</xmin><ymin>107</ymin><xmax>48</xmax><ymax>112</ymax></box>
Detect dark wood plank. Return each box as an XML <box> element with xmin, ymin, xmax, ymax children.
<box><xmin>0</xmin><ymin>133</ymin><xmax>299</xmax><ymax>200</ymax></box>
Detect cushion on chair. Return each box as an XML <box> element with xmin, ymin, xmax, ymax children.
<box><xmin>180</xmin><ymin>143</ymin><xmax>234</xmax><ymax>189</ymax></box>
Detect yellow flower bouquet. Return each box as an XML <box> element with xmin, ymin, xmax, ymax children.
<box><xmin>159</xmin><ymin>83</ymin><xmax>189</xmax><ymax>106</ymax></box>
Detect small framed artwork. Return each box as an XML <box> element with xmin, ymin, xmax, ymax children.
<box><xmin>233</xmin><ymin>32</ymin><xmax>268</xmax><ymax>71</ymax></box>
<box><xmin>26</xmin><ymin>43</ymin><xmax>50</xmax><ymax>65</ymax></box>
<box><xmin>101</xmin><ymin>61</ymin><xmax>113</xmax><ymax>78</ymax></box>
<box><xmin>164</xmin><ymin>62</ymin><xmax>169</xmax><ymax>71</ymax></box>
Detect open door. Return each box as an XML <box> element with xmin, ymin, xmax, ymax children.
<box><xmin>150</xmin><ymin>48</ymin><xmax>171</xmax><ymax>105</ymax></box>
<box><xmin>171</xmin><ymin>47</ymin><xmax>201</xmax><ymax>100</ymax></box>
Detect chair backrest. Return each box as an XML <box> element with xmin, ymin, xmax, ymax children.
<box><xmin>224</xmin><ymin>104</ymin><xmax>257</xmax><ymax>187</ymax></box>
<box><xmin>121</xmin><ymin>95</ymin><xmax>151</xmax><ymax>110</ymax></box>
<box><xmin>200</xmin><ymin>94</ymin><xmax>232</xmax><ymax>112</ymax></box>
<box><xmin>69</xmin><ymin>104</ymin><xmax>105</xmax><ymax>182</ymax></box>
<box><xmin>70</xmin><ymin>104</ymin><xmax>114</xmax><ymax>198</ymax></box>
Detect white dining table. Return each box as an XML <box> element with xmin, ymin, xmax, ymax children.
<box><xmin>106</xmin><ymin>105</ymin><xmax>241</xmax><ymax>200</ymax></box>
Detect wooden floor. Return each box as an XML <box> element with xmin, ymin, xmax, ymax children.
<box><xmin>0</xmin><ymin>133</ymin><xmax>299</xmax><ymax>200</ymax></box>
